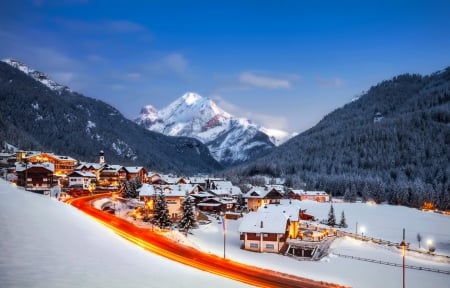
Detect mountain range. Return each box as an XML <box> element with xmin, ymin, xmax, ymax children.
<box><xmin>0</xmin><ymin>59</ymin><xmax>222</xmax><ymax>174</ymax></box>
<box><xmin>2</xmin><ymin>58</ymin><xmax>449</xmax><ymax>209</ymax></box>
<box><xmin>135</xmin><ymin>92</ymin><xmax>294</xmax><ymax>165</ymax></box>
<box><xmin>226</xmin><ymin>68</ymin><xmax>450</xmax><ymax>210</ymax></box>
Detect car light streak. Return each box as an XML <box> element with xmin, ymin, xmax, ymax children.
<box><xmin>66</xmin><ymin>194</ymin><xmax>347</xmax><ymax>288</ymax></box>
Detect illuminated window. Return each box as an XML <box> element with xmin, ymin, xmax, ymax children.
<box><xmin>265</xmin><ymin>244</ymin><xmax>275</xmax><ymax>249</ymax></box>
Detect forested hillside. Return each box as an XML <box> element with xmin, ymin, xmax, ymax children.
<box><xmin>227</xmin><ymin>68</ymin><xmax>450</xmax><ymax>210</ymax></box>
<box><xmin>0</xmin><ymin>61</ymin><xmax>222</xmax><ymax>174</ymax></box>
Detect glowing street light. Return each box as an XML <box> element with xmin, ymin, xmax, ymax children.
<box><xmin>360</xmin><ymin>226</ymin><xmax>366</xmax><ymax>239</ymax></box>
<box><xmin>427</xmin><ymin>239</ymin><xmax>435</xmax><ymax>253</ymax></box>
<box><xmin>400</xmin><ymin>228</ymin><xmax>406</xmax><ymax>288</ymax></box>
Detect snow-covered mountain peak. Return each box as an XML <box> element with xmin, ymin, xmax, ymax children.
<box><xmin>2</xmin><ymin>58</ymin><xmax>69</xmax><ymax>92</ymax></box>
<box><xmin>135</xmin><ymin>92</ymin><xmax>293</xmax><ymax>164</ymax></box>
<box><xmin>139</xmin><ymin>105</ymin><xmax>158</xmax><ymax>121</ymax></box>
<box><xmin>182</xmin><ymin>92</ymin><xmax>202</xmax><ymax>105</ymax></box>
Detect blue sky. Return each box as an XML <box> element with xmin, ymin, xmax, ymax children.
<box><xmin>1</xmin><ymin>0</ymin><xmax>449</xmax><ymax>133</ymax></box>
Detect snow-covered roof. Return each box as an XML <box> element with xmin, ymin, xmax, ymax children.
<box><xmin>101</xmin><ymin>165</ymin><xmax>123</xmax><ymax>173</ymax></box>
<box><xmin>257</xmin><ymin>202</ymin><xmax>301</xmax><ymax>222</ymax></box>
<box><xmin>211</xmin><ymin>181</ymin><xmax>242</xmax><ymax>195</ymax></box>
<box><xmin>69</xmin><ymin>171</ymin><xmax>96</xmax><ymax>178</ymax></box>
<box><xmin>244</xmin><ymin>186</ymin><xmax>282</xmax><ymax>199</ymax></box>
<box><xmin>15</xmin><ymin>162</ymin><xmax>54</xmax><ymax>172</ymax></box>
<box><xmin>138</xmin><ymin>184</ymin><xmax>157</xmax><ymax>196</ymax></box>
<box><xmin>238</xmin><ymin>211</ymin><xmax>288</xmax><ymax>234</ymax></box>
<box><xmin>76</xmin><ymin>162</ymin><xmax>103</xmax><ymax>170</ymax></box>
<box><xmin>191</xmin><ymin>191</ymin><xmax>215</xmax><ymax>198</ymax></box>
<box><xmin>124</xmin><ymin>166</ymin><xmax>144</xmax><ymax>173</ymax></box>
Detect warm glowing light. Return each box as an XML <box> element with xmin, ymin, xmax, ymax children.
<box><xmin>360</xmin><ymin>227</ymin><xmax>366</xmax><ymax>234</ymax></box>
<box><xmin>427</xmin><ymin>239</ymin><xmax>433</xmax><ymax>246</ymax></box>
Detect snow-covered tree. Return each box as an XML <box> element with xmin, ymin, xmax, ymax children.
<box><xmin>154</xmin><ymin>190</ymin><xmax>172</xmax><ymax>229</ymax></box>
<box><xmin>178</xmin><ymin>192</ymin><xmax>196</xmax><ymax>235</ymax></box>
<box><xmin>339</xmin><ymin>210</ymin><xmax>347</xmax><ymax>228</ymax></box>
<box><xmin>327</xmin><ymin>204</ymin><xmax>336</xmax><ymax>227</ymax></box>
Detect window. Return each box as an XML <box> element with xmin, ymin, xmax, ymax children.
<box><xmin>265</xmin><ymin>244</ymin><xmax>275</xmax><ymax>249</ymax></box>
<box><xmin>250</xmin><ymin>243</ymin><xmax>258</xmax><ymax>249</ymax></box>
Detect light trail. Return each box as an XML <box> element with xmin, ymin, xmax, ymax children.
<box><xmin>66</xmin><ymin>194</ymin><xmax>347</xmax><ymax>288</ymax></box>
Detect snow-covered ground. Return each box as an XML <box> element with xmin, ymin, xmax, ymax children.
<box><xmin>1</xmin><ymin>179</ymin><xmax>449</xmax><ymax>288</ymax></box>
<box><xmin>0</xmin><ymin>180</ymin><xmax>251</xmax><ymax>288</ymax></box>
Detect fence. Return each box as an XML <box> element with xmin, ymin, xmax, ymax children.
<box><xmin>334</xmin><ymin>253</ymin><xmax>450</xmax><ymax>275</ymax></box>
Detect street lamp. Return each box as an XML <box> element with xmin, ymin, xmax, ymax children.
<box><xmin>400</xmin><ymin>228</ymin><xmax>406</xmax><ymax>288</ymax></box>
<box><xmin>427</xmin><ymin>239</ymin><xmax>435</xmax><ymax>253</ymax></box>
<box><xmin>360</xmin><ymin>226</ymin><xmax>366</xmax><ymax>240</ymax></box>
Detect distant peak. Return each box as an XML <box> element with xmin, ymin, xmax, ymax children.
<box><xmin>140</xmin><ymin>105</ymin><xmax>158</xmax><ymax>114</ymax></box>
<box><xmin>2</xmin><ymin>58</ymin><xmax>69</xmax><ymax>92</ymax></box>
<box><xmin>182</xmin><ymin>92</ymin><xmax>203</xmax><ymax>105</ymax></box>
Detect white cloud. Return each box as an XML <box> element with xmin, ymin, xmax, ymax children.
<box><xmin>64</xmin><ymin>20</ymin><xmax>146</xmax><ymax>33</ymax></box>
<box><xmin>212</xmin><ymin>94</ymin><xmax>289</xmax><ymax>130</ymax></box>
<box><xmin>315</xmin><ymin>76</ymin><xmax>344</xmax><ymax>88</ymax></box>
<box><xmin>161</xmin><ymin>53</ymin><xmax>188</xmax><ymax>73</ymax></box>
<box><xmin>126</xmin><ymin>72</ymin><xmax>141</xmax><ymax>80</ymax></box>
<box><xmin>239</xmin><ymin>72</ymin><xmax>291</xmax><ymax>89</ymax></box>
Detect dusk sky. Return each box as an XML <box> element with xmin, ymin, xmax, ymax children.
<box><xmin>1</xmin><ymin>0</ymin><xmax>449</xmax><ymax>133</ymax></box>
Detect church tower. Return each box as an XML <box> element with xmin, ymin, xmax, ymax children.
<box><xmin>99</xmin><ymin>150</ymin><xmax>105</xmax><ymax>165</ymax></box>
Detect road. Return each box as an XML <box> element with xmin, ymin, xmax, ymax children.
<box><xmin>66</xmin><ymin>194</ymin><xmax>348</xmax><ymax>288</ymax></box>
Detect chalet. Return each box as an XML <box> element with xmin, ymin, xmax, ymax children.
<box><xmin>288</xmin><ymin>189</ymin><xmax>330</xmax><ymax>202</ymax></box>
<box><xmin>148</xmin><ymin>173</ymin><xmax>186</xmax><ymax>185</ymax></box>
<box><xmin>209</xmin><ymin>180</ymin><xmax>242</xmax><ymax>198</ymax></box>
<box><xmin>197</xmin><ymin>197</ymin><xmax>236</xmax><ymax>213</ymax></box>
<box><xmin>238</xmin><ymin>210</ymin><xmax>290</xmax><ymax>253</ymax></box>
<box><xmin>190</xmin><ymin>190</ymin><xmax>216</xmax><ymax>205</ymax></box>
<box><xmin>257</xmin><ymin>201</ymin><xmax>302</xmax><ymax>239</ymax></box>
<box><xmin>68</xmin><ymin>171</ymin><xmax>96</xmax><ymax>190</ymax></box>
<box><xmin>243</xmin><ymin>186</ymin><xmax>283</xmax><ymax>211</ymax></box>
<box><xmin>98</xmin><ymin>165</ymin><xmax>126</xmax><ymax>188</ymax></box>
<box><xmin>76</xmin><ymin>162</ymin><xmax>104</xmax><ymax>180</ymax></box>
<box><xmin>124</xmin><ymin>166</ymin><xmax>148</xmax><ymax>183</ymax></box>
<box><xmin>15</xmin><ymin>162</ymin><xmax>54</xmax><ymax>193</ymax></box>
<box><xmin>138</xmin><ymin>184</ymin><xmax>201</xmax><ymax>219</ymax></box>
<box><xmin>19</xmin><ymin>151</ymin><xmax>77</xmax><ymax>176</ymax></box>
<box><xmin>0</xmin><ymin>152</ymin><xmax>15</xmax><ymax>167</ymax></box>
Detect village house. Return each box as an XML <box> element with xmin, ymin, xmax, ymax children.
<box><xmin>15</xmin><ymin>162</ymin><xmax>54</xmax><ymax>193</ymax></box>
<box><xmin>138</xmin><ymin>183</ymin><xmax>202</xmax><ymax>220</ymax></box>
<box><xmin>287</xmin><ymin>189</ymin><xmax>330</xmax><ymax>202</ymax></box>
<box><xmin>243</xmin><ymin>186</ymin><xmax>283</xmax><ymax>211</ymax></box>
<box><xmin>68</xmin><ymin>170</ymin><xmax>96</xmax><ymax>190</ymax></box>
<box><xmin>208</xmin><ymin>180</ymin><xmax>242</xmax><ymax>198</ymax></box>
<box><xmin>17</xmin><ymin>151</ymin><xmax>77</xmax><ymax>177</ymax></box>
<box><xmin>76</xmin><ymin>162</ymin><xmax>104</xmax><ymax>180</ymax></box>
<box><xmin>98</xmin><ymin>165</ymin><xmax>126</xmax><ymax>188</ymax></box>
<box><xmin>238</xmin><ymin>210</ymin><xmax>290</xmax><ymax>253</ymax></box>
<box><xmin>196</xmin><ymin>197</ymin><xmax>237</xmax><ymax>214</ymax></box>
<box><xmin>257</xmin><ymin>201</ymin><xmax>302</xmax><ymax>239</ymax></box>
<box><xmin>124</xmin><ymin>166</ymin><xmax>148</xmax><ymax>183</ymax></box>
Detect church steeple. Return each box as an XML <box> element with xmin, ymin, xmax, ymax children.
<box><xmin>99</xmin><ymin>150</ymin><xmax>105</xmax><ymax>165</ymax></box>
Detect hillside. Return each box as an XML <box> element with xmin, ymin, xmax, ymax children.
<box><xmin>0</xmin><ymin>60</ymin><xmax>222</xmax><ymax>174</ymax></box>
<box><xmin>227</xmin><ymin>68</ymin><xmax>450</xmax><ymax>209</ymax></box>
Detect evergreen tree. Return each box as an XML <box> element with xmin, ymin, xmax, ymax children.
<box><xmin>343</xmin><ymin>186</ymin><xmax>357</xmax><ymax>202</ymax></box>
<box><xmin>339</xmin><ymin>210</ymin><xmax>347</xmax><ymax>228</ymax></box>
<box><xmin>327</xmin><ymin>204</ymin><xmax>336</xmax><ymax>227</ymax></box>
<box><xmin>154</xmin><ymin>190</ymin><xmax>172</xmax><ymax>229</ymax></box>
<box><xmin>122</xmin><ymin>180</ymin><xmax>139</xmax><ymax>199</ymax></box>
<box><xmin>178</xmin><ymin>192</ymin><xmax>197</xmax><ymax>235</ymax></box>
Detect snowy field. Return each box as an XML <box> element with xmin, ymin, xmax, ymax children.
<box><xmin>1</xmin><ymin>179</ymin><xmax>449</xmax><ymax>288</ymax></box>
<box><xmin>0</xmin><ymin>180</ymin><xmax>251</xmax><ymax>288</ymax></box>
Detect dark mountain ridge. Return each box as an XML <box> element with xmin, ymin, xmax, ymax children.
<box><xmin>0</xmin><ymin>61</ymin><xmax>222</xmax><ymax>174</ymax></box>
<box><xmin>227</xmin><ymin>68</ymin><xmax>450</xmax><ymax>210</ymax></box>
